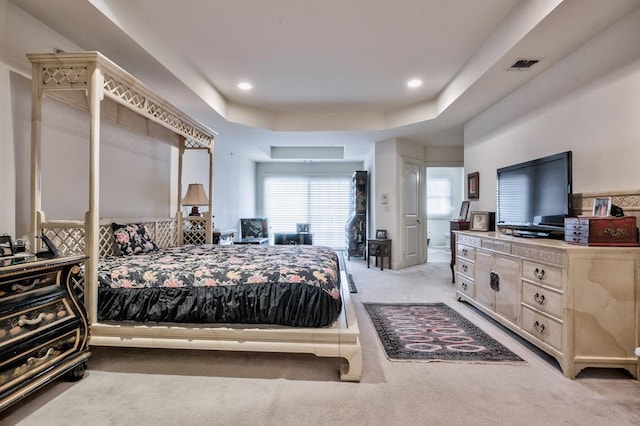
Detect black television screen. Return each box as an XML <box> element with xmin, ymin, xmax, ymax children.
<box><xmin>497</xmin><ymin>151</ymin><xmax>572</xmax><ymax>237</ymax></box>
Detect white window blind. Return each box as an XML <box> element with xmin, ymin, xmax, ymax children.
<box><xmin>427</xmin><ymin>177</ymin><xmax>452</xmax><ymax>217</ymax></box>
<box><xmin>264</xmin><ymin>176</ymin><xmax>351</xmax><ymax>248</ymax></box>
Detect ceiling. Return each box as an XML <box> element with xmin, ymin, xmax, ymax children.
<box><xmin>10</xmin><ymin>0</ymin><xmax>640</xmax><ymax>161</ymax></box>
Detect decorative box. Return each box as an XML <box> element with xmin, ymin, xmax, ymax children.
<box><xmin>564</xmin><ymin>216</ymin><xmax>639</xmax><ymax>246</ymax></box>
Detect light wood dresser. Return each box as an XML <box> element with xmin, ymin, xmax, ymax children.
<box><xmin>454</xmin><ymin>231</ymin><xmax>639</xmax><ymax>379</ymax></box>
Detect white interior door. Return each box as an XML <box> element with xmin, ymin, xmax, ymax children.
<box><xmin>403</xmin><ymin>161</ymin><xmax>422</xmax><ymax>267</ymax></box>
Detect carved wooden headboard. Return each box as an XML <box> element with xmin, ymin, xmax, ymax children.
<box><xmin>41</xmin><ymin>218</ymin><xmax>179</xmax><ymax>257</ymax></box>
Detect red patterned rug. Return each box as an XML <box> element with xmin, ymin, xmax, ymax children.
<box><xmin>364</xmin><ymin>303</ymin><xmax>524</xmax><ymax>362</ymax></box>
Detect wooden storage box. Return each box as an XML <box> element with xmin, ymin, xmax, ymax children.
<box><xmin>564</xmin><ymin>216</ymin><xmax>639</xmax><ymax>246</ymax></box>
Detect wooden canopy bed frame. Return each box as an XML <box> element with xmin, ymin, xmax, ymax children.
<box><xmin>27</xmin><ymin>52</ymin><xmax>362</xmax><ymax>381</ymax></box>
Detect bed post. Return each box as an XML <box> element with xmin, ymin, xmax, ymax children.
<box><xmin>206</xmin><ymin>144</ymin><xmax>214</xmax><ymax>244</ymax></box>
<box><xmin>30</xmin><ymin>61</ymin><xmax>43</xmax><ymax>250</ymax></box>
<box><xmin>177</xmin><ymin>137</ymin><xmax>185</xmax><ymax>245</ymax></box>
<box><xmin>84</xmin><ymin>62</ymin><xmax>103</xmax><ymax>325</ymax></box>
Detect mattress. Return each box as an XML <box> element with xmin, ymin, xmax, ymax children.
<box><xmin>97</xmin><ymin>244</ymin><xmax>342</xmax><ymax>327</ymax></box>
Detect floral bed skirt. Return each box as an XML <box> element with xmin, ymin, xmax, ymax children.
<box><xmin>97</xmin><ymin>244</ymin><xmax>342</xmax><ymax>327</ymax></box>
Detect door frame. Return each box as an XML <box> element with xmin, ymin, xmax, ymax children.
<box><xmin>401</xmin><ymin>158</ymin><xmax>426</xmax><ymax>266</ymax></box>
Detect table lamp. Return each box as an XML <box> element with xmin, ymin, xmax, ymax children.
<box><xmin>182</xmin><ymin>183</ymin><xmax>209</xmax><ymax>217</ymax></box>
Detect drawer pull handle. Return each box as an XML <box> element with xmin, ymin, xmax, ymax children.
<box><xmin>12</xmin><ymin>279</ymin><xmax>39</xmax><ymax>292</ymax></box>
<box><xmin>461</xmin><ymin>249</ymin><xmax>468</xmax><ymax>255</ymax></box>
<box><xmin>534</xmin><ymin>293</ymin><xmax>546</xmax><ymax>305</ymax></box>
<box><xmin>462</xmin><ymin>264</ymin><xmax>468</xmax><ymax>272</ymax></box>
<box><xmin>461</xmin><ymin>282</ymin><xmax>468</xmax><ymax>290</ymax></box>
<box><xmin>534</xmin><ymin>268</ymin><xmax>545</xmax><ymax>280</ymax></box>
<box><xmin>533</xmin><ymin>321</ymin><xmax>546</xmax><ymax>334</ymax></box>
<box><xmin>18</xmin><ymin>312</ymin><xmax>47</xmax><ymax>326</ymax></box>
<box><xmin>27</xmin><ymin>347</ymin><xmax>55</xmax><ymax>367</ymax></box>
<box><xmin>605</xmin><ymin>227</ymin><xmax>625</xmax><ymax>237</ymax></box>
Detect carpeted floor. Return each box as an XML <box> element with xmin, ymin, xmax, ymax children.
<box><xmin>364</xmin><ymin>302</ymin><xmax>523</xmax><ymax>362</ymax></box>
<box><xmin>4</xmin><ymin>258</ymin><xmax>640</xmax><ymax>425</ymax></box>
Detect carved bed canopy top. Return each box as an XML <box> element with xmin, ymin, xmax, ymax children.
<box><xmin>27</xmin><ymin>51</ymin><xmax>215</xmax><ymax>150</ymax></box>
<box><xmin>28</xmin><ymin>51</ymin><xmax>218</xmax><ymax>322</ymax></box>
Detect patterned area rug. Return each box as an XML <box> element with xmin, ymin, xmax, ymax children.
<box><xmin>364</xmin><ymin>303</ymin><xmax>524</xmax><ymax>362</ymax></box>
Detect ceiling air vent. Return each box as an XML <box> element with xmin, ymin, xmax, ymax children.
<box><xmin>507</xmin><ymin>59</ymin><xmax>540</xmax><ymax>71</ymax></box>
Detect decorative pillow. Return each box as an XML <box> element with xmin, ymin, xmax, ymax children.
<box><xmin>111</xmin><ymin>223</ymin><xmax>158</xmax><ymax>256</ymax></box>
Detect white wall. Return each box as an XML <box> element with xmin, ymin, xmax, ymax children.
<box><xmin>464</xmin><ymin>10</ymin><xmax>640</xmax><ymax>213</ymax></box>
<box><xmin>212</xmin><ymin>143</ymin><xmax>256</xmax><ymax>230</ymax></box>
<box><xmin>181</xmin><ymin>143</ymin><xmax>256</xmax><ymax>231</ymax></box>
<box><xmin>1</xmin><ymin>0</ymin><xmax>258</xmax><ymax>238</ymax></box>
<box><xmin>10</xmin><ymin>73</ymin><xmax>173</xmax><ymax>224</ymax></box>
<box><xmin>1</xmin><ymin>0</ymin><xmax>84</xmax><ymax>236</ymax></box>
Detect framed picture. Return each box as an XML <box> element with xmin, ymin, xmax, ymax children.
<box><xmin>296</xmin><ymin>223</ymin><xmax>310</xmax><ymax>233</ymax></box>
<box><xmin>470</xmin><ymin>211</ymin><xmax>491</xmax><ymax>231</ymax></box>
<box><xmin>467</xmin><ymin>172</ymin><xmax>479</xmax><ymax>200</ymax></box>
<box><xmin>240</xmin><ymin>218</ymin><xmax>269</xmax><ymax>239</ymax></box>
<box><xmin>592</xmin><ymin>197</ymin><xmax>612</xmax><ymax>217</ymax></box>
<box><xmin>458</xmin><ymin>201</ymin><xmax>470</xmax><ymax>221</ymax></box>
<box><xmin>0</xmin><ymin>235</ymin><xmax>14</xmax><ymax>257</ymax></box>
<box><xmin>376</xmin><ymin>229</ymin><xmax>388</xmax><ymax>239</ymax></box>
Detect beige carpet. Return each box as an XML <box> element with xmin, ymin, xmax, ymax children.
<box><xmin>4</xmin><ymin>260</ymin><xmax>640</xmax><ymax>425</ymax></box>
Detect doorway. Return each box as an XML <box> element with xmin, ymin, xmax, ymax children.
<box><xmin>425</xmin><ymin>167</ymin><xmax>464</xmax><ymax>263</ymax></box>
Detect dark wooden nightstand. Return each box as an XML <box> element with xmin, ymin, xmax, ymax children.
<box><xmin>0</xmin><ymin>254</ymin><xmax>90</xmax><ymax>411</ymax></box>
<box><xmin>450</xmin><ymin>220</ymin><xmax>470</xmax><ymax>283</ymax></box>
<box><xmin>367</xmin><ymin>239</ymin><xmax>391</xmax><ymax>270</ymax></box>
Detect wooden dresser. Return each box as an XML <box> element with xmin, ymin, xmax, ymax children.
<box><xmin>0</xmin><ymin>255</ymin><xmax>90</xmax><ymax>411</ymax></box>
<box><xmin>454</xmin><ymin>231</ymin><xmax>640</xmax><ymax>379</ymax></box>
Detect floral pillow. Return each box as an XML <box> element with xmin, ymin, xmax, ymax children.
<box><xmin>112</xmin><ymin>223</ymin><xmax>158</xmax><ymax>256</ymax></box>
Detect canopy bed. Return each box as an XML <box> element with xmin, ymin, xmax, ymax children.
<box><xmin>27</xmin><ymin>52</ymin><xmax>362</xmax><ymax>381</ymax></box>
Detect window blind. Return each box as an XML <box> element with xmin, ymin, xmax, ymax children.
<box><xmin>426</xmin><ymin>177</ymin><xmax>452</xmax><ymax>218</ymax></box>
<box><xmin>264</xmin><ymin>176</ymin><xmax>351</xmax><ymax>248</ymax></box>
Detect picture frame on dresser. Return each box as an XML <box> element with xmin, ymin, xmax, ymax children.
<box><xmin>458</xmin><ymin>201</ymin><xmax>470</xmax><ymax>221</ymax></box>
<box><xmin>470</xmin><ymin>211</ymin><xmax>493</xmax><ymax>231</ymax></box>
<box><xmin>592</xmin><ymin>197</ymin><xmax>611</xmax><ymax>217</ymax></box>
<box><xmin>375</xmin><ymin>229</ymin><xmax>388</xmax><ymax>239</ymax></box>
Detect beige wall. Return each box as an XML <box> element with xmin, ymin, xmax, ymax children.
<box><xmin>464</xmin><ymin>10</ymin><xmax>640</xmax><ymax>215</ymax></box>
<box><xmin>0</xmin><ymin>0</ymin><xmax>256</xmax><ymax>237</ymax></box>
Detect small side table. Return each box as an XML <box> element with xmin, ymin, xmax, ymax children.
<box><xmin>367</xmin><ymin>239</ymin><xmax>391</xmax><ymax>271</ymax></box>
<box><xmin>236</xmin><ymin>237</ymin><xmax>269</xmax><ymax>245</ymax></box>
<box><xmin>213</xmin><ymin>229</ymin><xmax>236</xmax><ymax>245</ymax></box>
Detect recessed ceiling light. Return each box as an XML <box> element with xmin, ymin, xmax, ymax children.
<box><xmin>407</xmin><ymin>79</ymin><xmax>422</xmax><ymax>88</ymax></box>
<box><xmin>238</xmin><ymin>82</ymin><xmax>253</xmax><ymax>91</ymax></box>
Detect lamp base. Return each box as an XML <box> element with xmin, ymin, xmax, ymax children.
<box><xmin>188</xmin><ymin>206</ymin><xmax>201</xmax><ymax>217</ymax></box>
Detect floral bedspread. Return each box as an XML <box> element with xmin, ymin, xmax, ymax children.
<box><xmin>98</xmin><ymin>244</ymin><xmax>341</xmax><ymax>300</ymax></box>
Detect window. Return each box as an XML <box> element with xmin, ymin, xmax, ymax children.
<box><xmin>426</xmin><ymin>177</ymin><xmax>452</xmax><ymax>218</ymax></box>
<box><xmin>264</xmin><ymin>176</ymin><xmax>351</xmax><ymax>248</ymax></box>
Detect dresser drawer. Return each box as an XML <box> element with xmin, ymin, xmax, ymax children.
<box><xmin>522</xmin><ymin>307</ymin><xmax>563</xmax><ymax>352</ymax></box>
<box><xmin>0</xmin><ymin>330</ymin><xmax>79</xmax><ymax>393</ymax></box>
<box><xmin>0</xmin><ymin>297</ymin><xmax>75</xmax><ymax>346</ymax></box>
<box><xmin>522</xmin><ymin>282</ymin><xmax>563</xmax><ymax>319</ymax></box>
<box><xmin>457</xmin><ymin>244</ymin><xmax>475</xmax><ymax>261</ymax></box>
<box><xmin>456</xmin><ymin>275</ymin><xmax>475</xmax><ymax>298</ymax></box>
<box><xmin>0</xmin><ymin>271</ymin><xmax>61</xmax><ymax>303</ymax></box>
<box><xmin>456</xmin><ymin>258</ymin><xmax>474</xmax><ymax>277</ymax></box>
<box><xmin>522</xmin><ymin>260</ymin><xmax>562</xmax><ymax>290</ymax></box>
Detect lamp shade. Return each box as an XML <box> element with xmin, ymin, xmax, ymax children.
<box><xmin>182</xmin><ymin>183</ymin><xmax>209</xmax><ymax>206</ymax></box>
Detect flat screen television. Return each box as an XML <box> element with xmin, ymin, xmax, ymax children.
<box><xmin>497</xmin><ymin>151</ymin><xmax>572</xmax><ymax>238</ymax></box>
